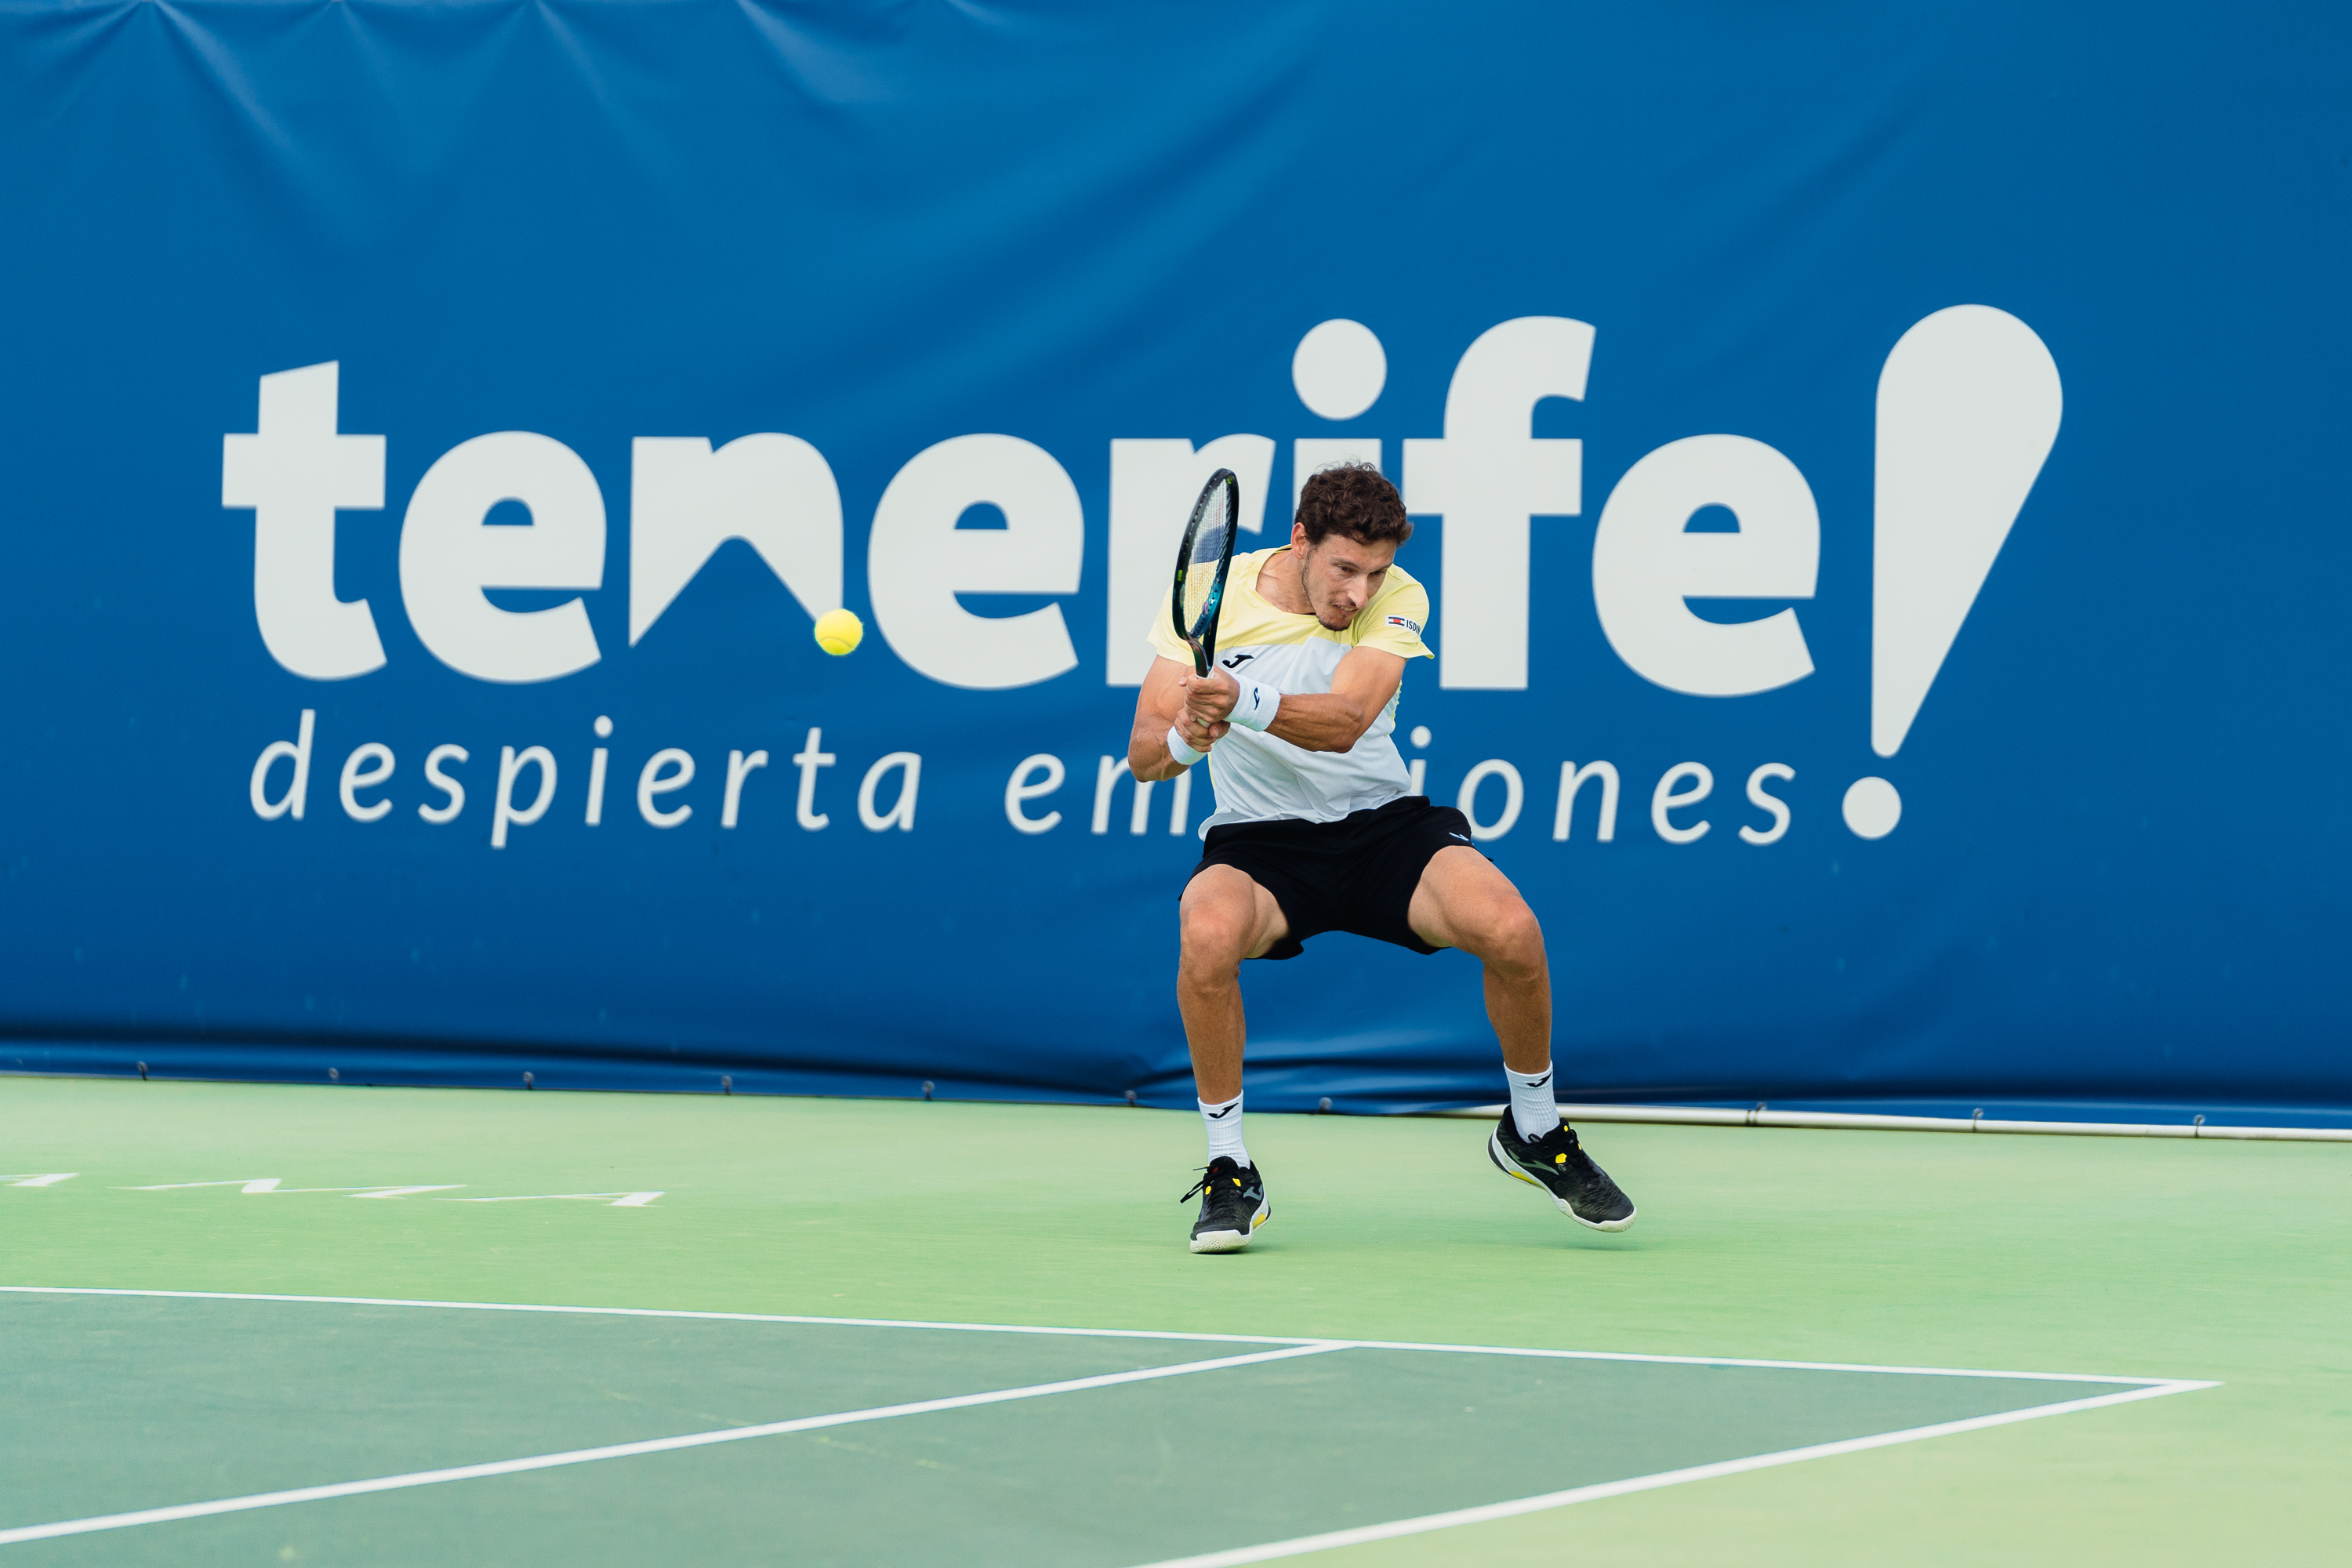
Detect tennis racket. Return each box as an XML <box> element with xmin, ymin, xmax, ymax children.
<box><xmin>1171</xmin><ymin>467</ymin><xmax>1241</xmax><ymax>677</ymax></box>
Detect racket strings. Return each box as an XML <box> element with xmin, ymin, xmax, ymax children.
<box><xmin>1179</xmin><ymin>485</ymin><xmax>1237</xmax><ymax>631</ymax></box>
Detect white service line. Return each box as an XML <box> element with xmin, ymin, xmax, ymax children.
<box><xmin>0</xmin><ymin>1287</ymin><xmax>1321</xmax><ymax>1348</ymax></box>
<box><xmin>1120</xmin><ymin>1379</ymin><xmax>2219</xmax><ymax>1568</ymax></box>
<box><xmin>0</xmin><ymin>1341</ymin><xmax>1348</xmax><ymax>1547</ymax></box>
<box><xmin>0</xmin><ymin>1288</ymin><xmax>2183</xmax><ymax>1385</ymax></box>
<box><xmin>1328</xmin><ymin>1338</ymin><xmax>2176</xmax><ymax>1387</ymax></box>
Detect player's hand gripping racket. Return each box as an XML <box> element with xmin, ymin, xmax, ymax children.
<box><xmin>1171</xmin><ymin>468</ymin><xmax>1241</xmax><ymax>678</ymax></box>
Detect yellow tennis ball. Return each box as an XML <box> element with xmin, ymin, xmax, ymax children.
<box><xmin>813</xmin><ymin>608</ymin><xmax>864</xmax><ymax>656</ymax></box>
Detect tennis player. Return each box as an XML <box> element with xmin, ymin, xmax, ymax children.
<box><xmin>1128</xmin><ymin>463</ymin><xmax>1636</xmax><ymax>1253</ymax></box>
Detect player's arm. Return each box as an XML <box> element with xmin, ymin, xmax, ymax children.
<box><xmin>1180</xmin><ymin>646</ymin><xmax>1404</xmax><ymax>754</ymax></box>
<box><xmin>1130</xmin><ymin>655</ymin><xmax>1226</xmax><ymax>782</ymax></box>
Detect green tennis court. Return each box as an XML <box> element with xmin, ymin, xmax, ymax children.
<box><xmin>3</xmin><ymin>1076</ymin><xmax>2346</xmax><ymax>1564</ymax></box>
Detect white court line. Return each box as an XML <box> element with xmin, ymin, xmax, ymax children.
<box><xmin>0</xmin><ymin>1341</ymin><xmax>1348</xmax><ymax>1547</ymax></box>
<box><xmin>0</xmin><ymin>1287</ymin><xmax>1316</xmax><ymax>1349</ymax></box>
<box><xmin>1323</xmin><ymin>1338</ymin><xmax>2172</xmax><ymax>1387</ymax></box>
<box><xmin>0</xmin><ymin>1287</ymin><xmax>2183</xmax><ymax>1386</ymax></box>
<box><xmin>1120</xmin><ymin>1380</ymin><xmax>2216</xmax><ymax>1568</ymax></box>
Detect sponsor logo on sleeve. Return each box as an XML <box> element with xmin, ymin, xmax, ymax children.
<box><xmin>1386</xmin><ymin>615</ymin><xmax>1422</xmax><ymax>634</ymax></box>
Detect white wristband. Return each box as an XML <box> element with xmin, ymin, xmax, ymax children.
<box><xmin>1165</xmin><ymin>724</ymin><xmax>1205</xmax><ymax>767</ymax></box>
<box><xmin>1227</xmin><ymin>678</ymin><xmax>1280</xmax><ymax>733</ymax></box>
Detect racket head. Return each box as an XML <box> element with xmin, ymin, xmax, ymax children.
<box><xmin>1171</xmin><ymin>468</ymin><xmax>1241</xmax><ymax>676</ymax></box>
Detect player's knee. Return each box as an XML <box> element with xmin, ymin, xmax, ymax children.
<box><xmin>1178</xmin><ymin>899</ymin><xmax>1252</xmax><ymax>974</ymax></box>
<box><xmin>1476</xmin><ymin>900</ymin><xmax>1546</xmax><ymax>975</ymax></box>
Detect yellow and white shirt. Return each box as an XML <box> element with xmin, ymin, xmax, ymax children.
<box><xmin>1148</xmin><ymin>546</ymin><xmax>1434</xmax><ymax>836</ymax></box>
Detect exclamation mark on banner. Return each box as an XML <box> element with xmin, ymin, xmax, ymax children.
<box><xmin>1846</xmin><ymin>306</ymin><xmax>2063</xmax><ymax>838</ymax></box>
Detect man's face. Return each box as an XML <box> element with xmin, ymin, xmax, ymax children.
<box><xmin>1291</xmin><ymin>524</ymin><xmax>1399</xmax><ymax>630</ymax></box>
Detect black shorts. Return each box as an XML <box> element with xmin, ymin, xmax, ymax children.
<box><xmin>1185</xmin><ymin>797</ymin><xmax>1482</xmax><ymax>961</ymax></box>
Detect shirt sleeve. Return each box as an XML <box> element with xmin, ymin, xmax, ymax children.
<box><xmin>1145</xmin><ymin>607</ymin><xmax>1192</xmax><ymax>666</ymax></box>
<box><xmin>1352</xmin><ymin>574</ymin><xmax>1434</xmax><ymax>659</ymax></box>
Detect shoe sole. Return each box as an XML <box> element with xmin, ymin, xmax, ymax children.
<box><xmin>1488</xmin><ymin>1130</ymin><xmax>1635</xmax><ymax>1232</ymax></box>
<box><xmin>1189</xmin><ymin>1198</ymin><xmax>1271</xmax><ymax>1254</ymax></box>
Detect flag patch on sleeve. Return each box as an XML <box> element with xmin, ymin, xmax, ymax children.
<box><xmin>1386</xmin><ymin>615</ymin><xmax>1422</xmax><ymax>634</ymax></box>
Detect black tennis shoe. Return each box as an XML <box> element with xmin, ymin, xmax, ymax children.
<box><xmin>1488</xmin><ymin>1112</ymin><xmax>1636</xmax><ymax>1232</ymax></box>
<box><xmin>1181</xmin><ymin>1156</ymin><xmax>1270</xmax><ymax>1253</ymax></box>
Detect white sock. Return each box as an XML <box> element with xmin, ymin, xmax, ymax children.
<box><xmin>1200</xmin><ymin>1093</ymin><xmax>1250</xmax><ymax>1168</ymax></box>
<box><xmin>1504</xmin><ymin>1063</ymin><xmax>1561</xmax><ymax>1142</ymax></box>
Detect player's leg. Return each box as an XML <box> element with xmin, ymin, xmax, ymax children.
<box><xmin>1408</xmin><ymin>847</ymin><xmax>1637</xmax><ymax>1232</ymax></box>
<box><xmin>1177</xmin><ymin>864</ymin><xmax>1288</xmax><ymax>1102</ymax></box>
<box><xmin>1405</xmin><ymin>846</ymin><xmax>1552</xmax><ymax>1073</ymax></box>
<box><xmin>1174</xmin><ymin>865</ymin><xmax>1287</xmax><ymax>1253</ymax></box>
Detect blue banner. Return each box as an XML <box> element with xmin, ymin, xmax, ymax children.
<box><xmin>2</xmin><ymin>1</ymin><xmax>2346</xmax><ymax>1119</ymax></box>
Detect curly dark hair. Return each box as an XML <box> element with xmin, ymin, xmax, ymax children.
<box><xmin>1294</xmin><ymin>462</ymin><xmax>1412</xmax><ymax>549</ymax></box>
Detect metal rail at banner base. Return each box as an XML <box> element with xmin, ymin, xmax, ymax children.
<box><xmin>1432</xmin><ymin>1105</ymin><xmax>2352</xmax><ymax>1145</ymax></box>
